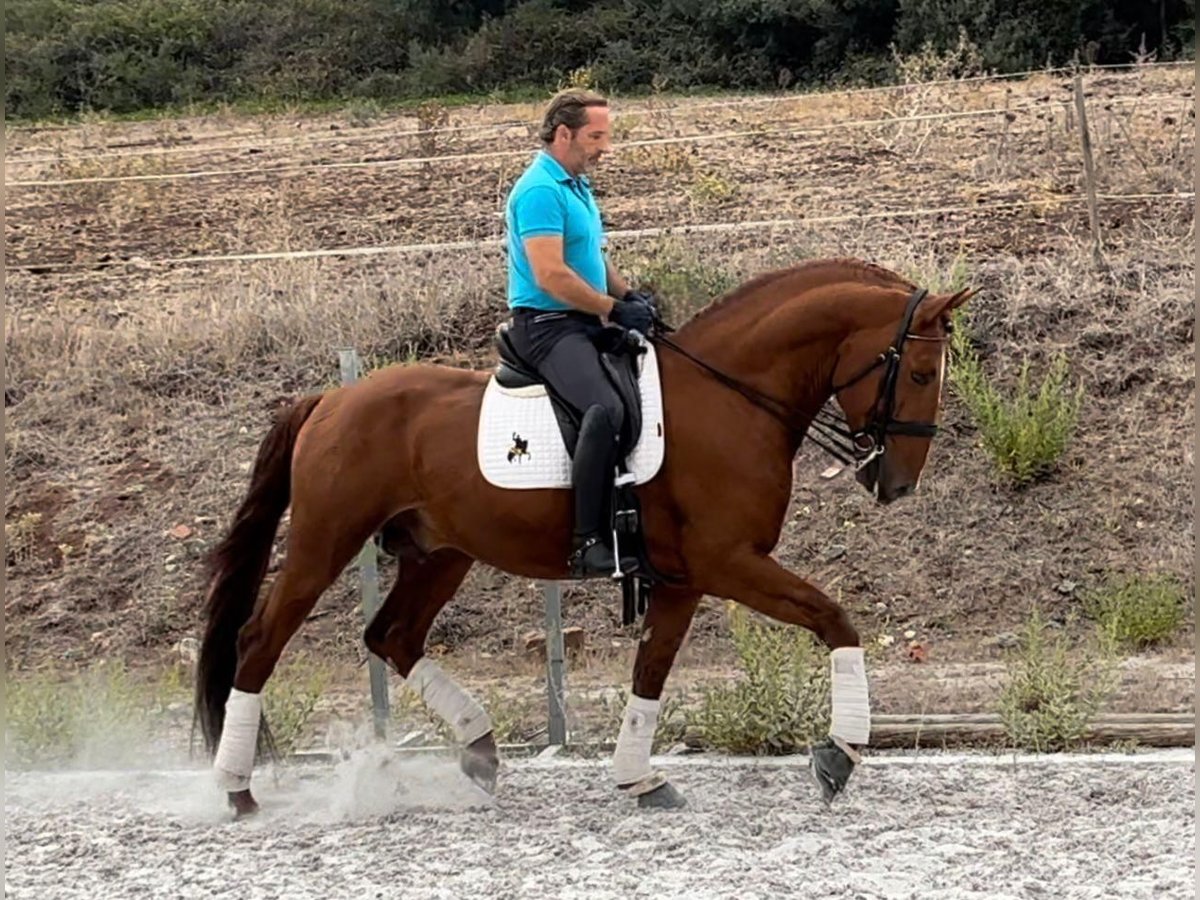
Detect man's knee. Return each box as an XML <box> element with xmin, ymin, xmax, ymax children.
<box><xmin>602</xmin><ymin>399</ymin><xmax>624</xmax><ymax>438</ymax></box>
<box><xmin>581</xmin><ymin>402</ymin><xmax>622</xmax><ymax>441</ymax></box>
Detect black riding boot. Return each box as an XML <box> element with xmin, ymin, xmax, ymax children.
<box><xmin>569</xmin><ymin>405</ymin><xmax>629</xmax><ymax>578</ymax></box>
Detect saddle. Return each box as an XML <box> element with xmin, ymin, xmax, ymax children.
<box><xmin>494</xmin><ymin>321</ymin><xmax>645</xmax><ymax>460</ymax></box>
<box><xmin>493</xmin><ymin>321</ymin><xmax>665</xmax><ymax>625</ymax></box>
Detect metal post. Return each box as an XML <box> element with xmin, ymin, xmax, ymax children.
<box><xmin>1072</xmin><ymin>72</ymin><xmax>1104</xmax><ymax>265</ymax></box>
<box><xmin>337</xmin><ymin>347</ymin><xmax>390</xmax><ymax>740</ymax></box>
<box><xmin>543</xmin><ymin>581</ymin><xmax>568</xmax><ymax>746</ymax></box>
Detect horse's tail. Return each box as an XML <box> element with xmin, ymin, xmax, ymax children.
<box><xmin>193</xmin><ymin>393</ymin><xmax>322</xmax><ymax>758</ymax></box>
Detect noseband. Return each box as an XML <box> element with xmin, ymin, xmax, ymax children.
<box><xmin>652</xmin><ymin>287</ymin><xmax>950</xmax><ymax>469</ymax></box>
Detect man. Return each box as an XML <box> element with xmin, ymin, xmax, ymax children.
<box><xmin>503</xmin><ymin>88</ymin><xmax>656</xmax><ymax>577</ymax></box>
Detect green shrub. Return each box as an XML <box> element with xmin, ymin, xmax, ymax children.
<box><xmin>688</xmin><ymin>605</ymin><xmax>830</xmax><ymax>754</ymax></box>
<box><xmin>5</xmin><ymin>660</ymin><xmax>164</xmax><ymax>767</ymax></box>
<box><xmin>688</xmin><ymin>172</ymin><xmax>740</xmax><ymax>208</ymax></box>
<box><xmin>624</xmin><ymin>239</ymin><xmax>739</xmax><ymax>324</ymax></box>
<box><xmin>6</xmin><ymin>0</ymin><xmax>1190</xmax><ymax>119</ymax></box>
<box><xmin>951</xmin><ymin>342</ymin><xmax>1083</xmax><ymax>486</ymax></box>
<box><xmin>903</xmin><ymin>252</ymin><xmax>972</xmax><ymax>296</ymax></box>
<box><xmin>1083</xmin><ymin>572</ymin><xmax>1188</xmax><ymax>649</ymax></box>
<box><xmin>480</xmin><ymin>685</ymin><xmax>542</xmax><ymax>744</ymax></box>
<box><xmin>262</xmin><ymin>655</ymin><xmax>331</xmax><ymax>755</ymax></box>
<box><xmin>997</xmin><ymin>609</ymin><xmax>1118</xmax><ymax>752</ymax></box>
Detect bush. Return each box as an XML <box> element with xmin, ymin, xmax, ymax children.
<box><xmin>5</xmin><ymin>660</ymin><xmax>186</xmax><ymax>767</ymax></box>
<box><xmin>892</xmin><ymin>0</ymin><xmax>1193</xmax><ymax>73</ymax></box>
<box><xmin>262</xmin><ymin>654</ymin><xmax>331</xmax><ymax>755</ymax></box>
<box><xmin>1083</xmin><ymin>572</ymin><xmax>1188</xmax><ymax>649</ymax></box>
<box><xmin>623</xmin><ymin>238</ymin><xmax>739</xmax><ymax>324</ymax></box>
<box><xmin>951</xmin><ymin>342</ymin><xmax>1083</xmax><ymax>486</ymax></box>
<box><xmin>997</xmin><ymin>609</ymin><xmax>1118</xmax><ymax>752</ymax></box>
<box><xmin>6</xmin><ymin>0</ymin><xmax>1192</xmax><ymax>119</ymax></box>
<box><xmin>688</xmin><ymin>605</ymin><xmax>830</xmax><ymax>754</ymax></box>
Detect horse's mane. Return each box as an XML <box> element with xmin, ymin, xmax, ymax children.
<box><xmin>677</xmin><ymin>257</ymin><xmax>917</xmax><ymax>331</ymax></box>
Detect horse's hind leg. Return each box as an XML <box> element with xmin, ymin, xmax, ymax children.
<box><xmin>217</xmin><ymin>512</ymin><xmax>371</xmax><ymax>816</ymax></box>
<box><xmin>612</xmin><ymin>586</ymin><xmax>701</xmax><ymax>810</ymax></box>
<box><xmin>361</xmin><ymin>544</ymin><xmax>499</xmax><ymax>791</ymax></box>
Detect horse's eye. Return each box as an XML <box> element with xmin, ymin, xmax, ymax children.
<box><xmin>911</xmin><ymin>371</ymin><xmax>934</xmax><ymax>386</ymax></box>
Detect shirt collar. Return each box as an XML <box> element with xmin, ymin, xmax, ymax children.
<box><xmin>537</xmin><ymin>150</ymin><xmax>590</xmax><ymax>189</ymax></box>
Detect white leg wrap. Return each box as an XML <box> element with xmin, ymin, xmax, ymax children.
<box><xmin>612</xmin><ymin>694</ymin><xmax>662</xmax><ymax>792</ymax></box>
<box><xmin>829</xmin><ymin>646</ymin><xmax>871</xmax><ymax>746</ymax></box>
<box><xmin>212</xmin><ymin>688</ymin><xmax>262</xmax><ymax>792</ymax></box>
<box><xmin>406</xmin><ymin>657</ymin><xmax>492</xmax><ymax>745</ymax></box>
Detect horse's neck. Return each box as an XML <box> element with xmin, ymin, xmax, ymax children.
<box><xmin>672</xmin><ymin>282</ymin><xmax>851</xmax><ymax>418</ymax></box>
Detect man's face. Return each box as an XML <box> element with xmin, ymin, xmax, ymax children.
<box><xmin>560</xmin><ymin>106</ymin><xmax>611</xmax><ymax>175</ymax></box>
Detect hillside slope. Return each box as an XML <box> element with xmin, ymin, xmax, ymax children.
<box><xmin>5</xmin><ymin>66</ymin><xmax>1194</xmax><ymax>688</ymax></box>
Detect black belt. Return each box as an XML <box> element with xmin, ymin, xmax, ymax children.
<box><xmin>511</xmin><ymin>307</ymin><xmax>600</xmax><ymax>322</ymax></box>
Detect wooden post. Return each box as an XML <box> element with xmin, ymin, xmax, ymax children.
<box><xmin>1072</xmin><ymin>73</ymin><xmax>1104</xmax><ymax>264</ymax></box>
<box><xmin>543</xmin><ymin>581</ymin><xmax>568</xmax><ymax>746</ymax></box>
<box><xmin>337</xmin><ymin>347</ymin><xmax>390</xmax><ymax>740</ymax></box>
<box><xmin>867</xmin><ymin>712</ymin><xmax>1195</xmax><ymax>749</ymax></box>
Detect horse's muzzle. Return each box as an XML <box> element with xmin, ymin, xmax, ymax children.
<box><xmin>856</xmin><ymin>457</ymin><xmax>914</xmax><ymax>505</ymax></box>
<box><xmin>876</xmin><ymin>482</ymin><xmax>914</xmax><ymax>505</ymax></box>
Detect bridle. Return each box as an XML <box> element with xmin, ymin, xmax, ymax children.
<box><xmin>650</xmin><ymin>287</ymin><xmax>951</xmax><ymax>470</ymax></box>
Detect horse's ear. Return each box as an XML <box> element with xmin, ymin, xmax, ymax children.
<box><xmin>945</xmin><ymin>286</ymin><xmax>979</xmax><ymax>310</ymax></box>
<box><xmin>915</xmin><ymin>286</ymin><xmax>978</xmax><ymax>327</ymax></box>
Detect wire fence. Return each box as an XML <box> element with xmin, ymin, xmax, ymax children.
<box><xmin>8</xmin><ymin>89</ymin><xmax>1190</xmax><ymax>189</ymax></box>
<box><xmin>6</xmin><ymin>58</ymin><xmax>1190</xmax><ymax>165</ymax></box>
<box><xmin>6</xmin><ymin>62</ymin><xmax>1192</xmax><ymax>274</ymax></box>
<box><xmin>8</xmin><ymin>191</ymin><xmax>1192</xmax><ymax>273</ymax></box>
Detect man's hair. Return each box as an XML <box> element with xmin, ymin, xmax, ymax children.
<box><xmin>539</xmin><ymin>89</ymin><xmax>608</xmax><ymax>144</ymax></box>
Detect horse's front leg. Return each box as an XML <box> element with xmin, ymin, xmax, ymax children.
<box><xmin>706</xmin><ymin>551</ymin><xmax>869</xmax><ymax>806</ymax></box>
<box><xmin>611</xmin><ymin>586</ymin><xmax>701</xmax><ymax>810</ymax></box>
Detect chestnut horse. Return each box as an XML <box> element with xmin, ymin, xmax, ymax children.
<box><xmin>193</xmin><ymin>257</ymin><xmax>973</xmax><ymax>816</ymax></box>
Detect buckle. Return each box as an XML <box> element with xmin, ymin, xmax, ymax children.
<box><xmin>570</xmin><ymin>535</ymin><xmax>600</xmax><ymax>561</ymax></box>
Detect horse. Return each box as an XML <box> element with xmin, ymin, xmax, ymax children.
<box><xmin>192</xmin><ymin>256</ymin><xmax>974</xmax><ymax>817</ymax></box>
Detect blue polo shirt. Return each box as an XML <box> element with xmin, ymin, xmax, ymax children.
<box><xmin>505</xmin><ymin>150</ymin><xmax>607</xmax><ymax>311</ymax></box>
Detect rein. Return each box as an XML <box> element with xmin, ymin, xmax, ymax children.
<box><xmin>648</xmin><ymin>287</ymin><xmax>947</xmax><ymax>469</ymax></box>
<box><xmin>650</xmin><ymin>330</ymin><xmax>862</xmax><ymax>465</ymax></box>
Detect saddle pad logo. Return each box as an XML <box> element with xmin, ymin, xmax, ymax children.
<box><xmin>507</xmin><ymin>433</ymin><xmax>530</xmax><ymax>463</ymax></box>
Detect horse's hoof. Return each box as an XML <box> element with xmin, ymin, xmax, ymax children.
<box><xmin>228</xmin><ymin>790</ymin><xmax>259</xmax><ymax>819</ymax></box>
<box><xmin>808</xmin><ymin>738</ymin><xmax>856</xmax><ymax>807</ymax></box>
<box><xmin>637</xmin><ymin>781</ymin><xmax>688</xmax><ymax>810</ymax></box>
<box><xmin>460</xmin><ymin>733</ymin><xmax>500</xmax><ymax>795</ymax></box>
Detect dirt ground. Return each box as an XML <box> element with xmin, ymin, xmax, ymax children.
<box><xmin>4</xmin><ymin>749</ymin><xmax>1194</xmax><ymax>899</ymax></box>
<box><xmin>4</xmin><ymin>64</ymin><xmax>1195</xmax><ymax>720</ymax></box>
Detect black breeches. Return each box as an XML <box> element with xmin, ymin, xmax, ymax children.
<box><xmin>506</xmin><ymin>309</ymin><xmax>625</xmax><ymax>437</ymax></box>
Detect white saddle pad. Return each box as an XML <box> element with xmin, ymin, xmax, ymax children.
<box><xmin>477</xmin><ymin>344</ymin><xmax>665</xmax><ymax>490</ymax></box>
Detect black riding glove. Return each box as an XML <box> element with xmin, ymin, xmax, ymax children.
<box><xmin>609</xmin><ymin>298</ymin><xmax>654</xmax><ymax>334</ymax></box>
<box><xmin>622</xmin><ymin>289</ymin><xmax>658</xmax><ymax>314</ymax></box>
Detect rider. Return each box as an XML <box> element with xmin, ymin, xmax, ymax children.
<box><xmin>503</xmin><ymin>88</ymin><xmax>656</xmax><ymax>578</ymax></box>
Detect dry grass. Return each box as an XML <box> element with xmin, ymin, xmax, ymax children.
<box><xmin>4</xmin><ymin>67</ymin><xmax>1194</xmax><ymax>712</ymax></box>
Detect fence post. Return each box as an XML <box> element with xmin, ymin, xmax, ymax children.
<box><xmin>1072</xmin><ymin>72</ymin><xmax>1104</xmax><ymax>265</ymax></box>
<box><xmin>543</xmin><ymin>581</ymin><xmax>568</xmax><ymax>746</ymax></box>
<box><xmin>337</xmin><ymin>347</ymin><xmax>390</xmax><ymax>740</ymax></box>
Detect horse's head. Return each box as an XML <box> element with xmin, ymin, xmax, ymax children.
<box><xmin>831</xmin><ymin>286</ymin><xmax>975</xmax><ymax>505</ymax></box>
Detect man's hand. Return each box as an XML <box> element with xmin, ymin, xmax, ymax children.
<box><xmin>622</xmin><ymin>289</ymin><xmax>659</xmax><ymax>314</ymax></box>
<box><xmin>609</xmin><ymin>298</ymin><xmax>654</xmax><ymax>334</ymax></box>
